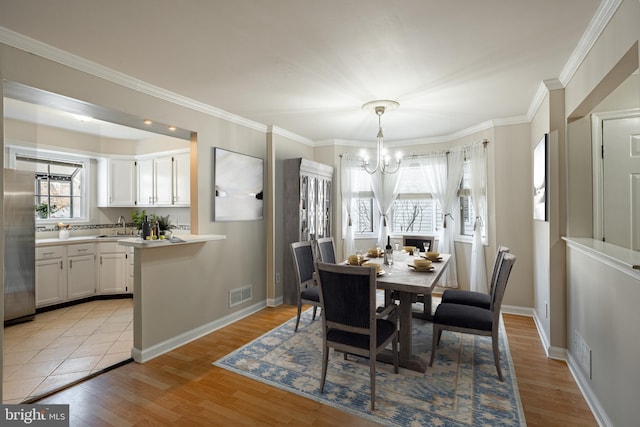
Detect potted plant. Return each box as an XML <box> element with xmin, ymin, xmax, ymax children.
<box><xmin>36</xmin><ymin>203</ymin><xmax>57</xmax><ymax>219</ymax></box>
<box><xmin>156</xmin><ymin>215</ymin><xmax>176</xmax><ymax>237</ymax></box>
<box><xmin>130</xmin><ymin>209</ymin><xmax>156</xmax><ymax>231</ymax></box>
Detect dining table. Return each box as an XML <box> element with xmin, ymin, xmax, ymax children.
<box><xmin>364</xmin><ymin>250</ymin><xmax>451</xmax><ymax>373</ymax></box>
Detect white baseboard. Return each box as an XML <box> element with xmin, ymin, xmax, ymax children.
<box><xmin>502</xmin><ymin>304</ymin><xmax>534</xmax><ymax>317</ymax></box>
<box><xmin>132</xmin><ymin>300</ymin><xmax>267</xmax><ymax>363</ymax></box>
<box><xmin>566</xmin><ymin>353</ymin><xmax>612</xmax><ymax>427</ymax></box>
<box><xmin>267</xmin><ymin>296</ymin><xmax>283</xmax><ymax>307</ymax></box>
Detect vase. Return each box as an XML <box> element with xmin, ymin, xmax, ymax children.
<box><xmin>59</xmin><ymin>230</ymin><xmax>70</xmax><ymax>240</ymax></box>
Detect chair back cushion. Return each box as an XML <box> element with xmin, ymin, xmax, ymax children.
<box><xmin>402</xmin><ymin>235</ymin><xmax>438</xmax><ymax>252</ymax></box>
<box><xmin>315</xmin><ymin>262</ymin><xmax>375</xmax><ymax>330</ymax></box>
<box><xmin>317</xmin><ymin>237</ymin><xmax>336</xmax><ymax>264</ymax></box>
<box><xmin>490</xmin><ymin>253</ymin><xmax>516</xmax><ymax>313</ymax></box>
<box><xmin>291</xmin><ymin>241</ymin><xmax>315</xmax><ymax>284</ymax></box>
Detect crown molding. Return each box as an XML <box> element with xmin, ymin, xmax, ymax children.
<box><xmin>558</xmin><ymin>0</ymin><xmax>623</xmax><ymax>86</ymax></box>
<box><xmin>268</xmin><ymin>125</ymin><xmax>314</xmax><ymax>146</ymax></box>
<box><xmin>0</xmin><ymin>26</ymin><xmax>268</xmax><ymax>134</ymax></box>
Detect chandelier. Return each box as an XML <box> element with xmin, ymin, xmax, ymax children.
<box><xmin>361</xmin><ymin>100</ymin><xmax>401</xmax><ymax>174</ymax></box>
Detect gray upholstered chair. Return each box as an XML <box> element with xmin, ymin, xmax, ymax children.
<box><xmin>440</xmin><ymin>246</ymin><xmax>510</xmax><ymax>309</ymax></box>
<box><xmin>316</xmin><ymin>236</ymin><xmax>337</xmax><ymax>264</ymax></box>
<box><xmin>315</xmin><ymin>261</ymin><xmax>398</xmax><ymax>410</ymax></box>
<box><xmin>429</xmin><ymin>252</ymin><xmax>516</xmax><ymax>381</ymax></box>
<box><xmin>402</xmin><ymin>235</ymin><xmax>438</xmax><ymax>253</ymax></box>
<box><xmin>290</xmin><ymin>241</ymin><xmax>321</xmax><ymax>332</ymax></box>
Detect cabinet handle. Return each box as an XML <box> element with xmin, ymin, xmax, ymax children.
<box><xmin>43</xmin><ymin>251</ymin><xmax>54</xmax><ymax>256</ymax></box>
<box><xmin>69</xmin><ymin>259</ymin><xmax>72</xmax><ymax>268</ymax></box>
<box><xmin>60</xmin><ymin>261</ymin><xmax>63</xmax><ymax>270</ymax></box>
<box><xmin>77</xmin><ymin>248</ymin><xmax>88</xmax><ymax>252</ymax></box>
<box><xmin>634</xmin><ymin>265</ymin><xmax>640</xmax><ymax>270</ymax></box>
<box><xmin>100</xmin><ymin>256</ymin><xmax>103</xmax><ymax>265</ymax></box>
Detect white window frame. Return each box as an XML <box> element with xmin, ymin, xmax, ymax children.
<box><xmin>8</xmin><ymin>145</ymin><xmax>91</xmax><ymax>224</ymax></box>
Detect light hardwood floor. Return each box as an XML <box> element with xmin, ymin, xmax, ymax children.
<box><xmin>34</xmin><ymin>305</ymin><xmax>597</xmax><ymax>426</ymax></box>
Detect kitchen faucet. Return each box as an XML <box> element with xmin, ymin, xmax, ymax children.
<box><xmin>117</xmin><ymin>215</ymin><xmax>126</xmax><ymax>235</ymax></box>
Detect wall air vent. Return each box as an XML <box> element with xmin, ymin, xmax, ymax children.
<box><xmin>229</xmin><ymin>285</ymin><xmax>253</xmax><ymax>307</ymax></box>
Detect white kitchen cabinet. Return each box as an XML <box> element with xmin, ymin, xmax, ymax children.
<box><xmin>35</xmin><ymin>246</ymin><xmax>66</xmax><ymax>307</ymax></box>
<box><xmin>155</xmin><ymin>156</ymin><xmax>173</xmax><ymax>205</ymax></box>
<box><xmin>66</xmin><ymin>243</ymin><xmax>96</xmax><ymax>300</ymax></box>
<box><xmin>173</xmin><ymin>152</ymin><xmax>190</xmax><ymax>205</ymax></box>
<box><xmin>98</xmin><ymin>242</ymin><xmax>130</xmax><ymax>294</ymax></box>
<box><xmin>137</xmin><ymin>153</ymin><xmax>190</xmax><ymax>206</ymax></box>
<box><xmin>97</xmin><ymin>158</ymin><xmax>137</xmax><ymax>207</ymax></box>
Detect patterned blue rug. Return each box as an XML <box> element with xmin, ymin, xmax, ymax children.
<box><xmin>214</xmin><ymin>307</ymin><xmax>526</xmax><ymax>426</ymax></box>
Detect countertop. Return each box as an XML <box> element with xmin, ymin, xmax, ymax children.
<box><xmin>117</xmin><ymin>234</ymin><xmax>226</xmax><ymax>248</ymax></box>
<box><xmin>36</xmin><ymin>234</ymin><xmax>226</xmax><ymax>248</ymax></box>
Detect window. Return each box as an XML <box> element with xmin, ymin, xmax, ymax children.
<box><xmin>458</xmin><ymin>160</ymin><xmax>486</xmax><ymax>238</ymax></box>
<box><xmin>15</xmin><ymin>153</ymin><xmax>87</xmax><ymax>221</ymax></box>
<box><xmin>351</xmin><ymin>168</ymin><xmax>377</xmax><ymax>236</ymax></box>
<box><xmin>351</xmin><ymin>164</ymin><xmax>442</xmax><ymax>237</ymax></box>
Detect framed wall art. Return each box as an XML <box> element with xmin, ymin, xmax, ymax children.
<box><xmin>213</xmin><ymin>147</ymin><xmax>264</xmax><ymax>221</ymax></box>
<box><xmin>533</xmin><ymin>133</ymin><xmax>549</xmax><ymax>221</ymax></box>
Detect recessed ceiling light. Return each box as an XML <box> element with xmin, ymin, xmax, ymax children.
<box><xmin>168</xmin><ymin>126</ymin><xmax>176</xmax><ymax>131</ymax></box>
<box><xmin>144</xmin><ymin>119</ymin><xmax>152</xmax><ymax>125</ymax></box>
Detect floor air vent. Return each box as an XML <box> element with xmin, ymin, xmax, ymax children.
<box><xmin>229</xmin><ymin>285</ymin><xmax>252</xmax><ymax>307</ymax></box>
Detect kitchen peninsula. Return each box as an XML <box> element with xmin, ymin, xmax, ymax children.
<box><xmin>118</xmin><ymin>234</ymin><xmax>226</xmax><ymax>362</ymax></box>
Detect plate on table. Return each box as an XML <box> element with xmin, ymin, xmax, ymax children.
<box><xmin>422</xmin><ymin>256</ymin><xmax>443</xmax><ymax>262</ymax></box>
<box><xmin>377</xmin><ymin>269</ymin><xmax>385</xmax><ymax>276</ymax></box>
<box><xmin>407</xmin><ymin>264</ymin><xmax>435</xmax><ymax>272</ymax></box>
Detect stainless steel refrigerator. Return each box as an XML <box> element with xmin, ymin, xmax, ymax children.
<box><xmin>4</xmin><ymin>168</ymin><xmax>36</xmax><ymax>324</ymax></box>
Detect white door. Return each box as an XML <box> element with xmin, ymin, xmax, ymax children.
<box><xmin>602</xmin><ymin>115</ymin><xmax>640</xmax><ymax>250</ymax></box>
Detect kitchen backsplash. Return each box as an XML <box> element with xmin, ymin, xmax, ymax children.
<box><xmin>36</xmin><ymin>223</ymin><xmax>191</xmax><ymax>233</ymax></box>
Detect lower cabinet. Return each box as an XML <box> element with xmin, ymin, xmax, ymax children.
<box><xmin>98</xmin><ymin>242</ymin><xmax>131</xmax><ymax>294</ymax></box>
<box><xmin>67</xmin><ymin>243</ymin><xmax>96</xmax><ymax>300</ymax></box>
<box><xmin>35</xmin><ymin>241</ymin><xmax>132</xmax><ymax>309</ymax></box>
<box><xmin>35</xmin><ymin>246</ymin><xmax>66</xmax><ymax>307</ymax></box>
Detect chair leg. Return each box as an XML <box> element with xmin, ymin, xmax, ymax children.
<box><xmin>392</xmin><ymin>335</ymin><xmax>399</xmax><ymax>374</ymax></box>
<box><xmin>320</xmin><ymin>345</ymin><xmax>329</xmax><ymax>393</ymax></box>
<box><xmin>312</xmin><ymin>305</ymin><xmax>318</xmax><ymax>320</ymax></box>
<box><xmin>429</xmin><ymin>325</ymin><xmax>439</xmax><ymax>367</ymax></box>
<box><xmin>370</xmin><ymin>352</ymin><xmax>376</xmax><ymax>410</ymax></box>
<box><xmin>294</xmin><ymin>304</ymin><xmax>302</xmax><ymax>332</ymax></box>
<box><xmin>492</xmin><ymin>331</ymin><xmax>503</xmax><ymax>381</ymax></box>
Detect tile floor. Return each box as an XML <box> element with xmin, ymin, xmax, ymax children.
<box><xmin>2</xmin><ymin>298</ymin><xmax>133</xmax><ymax>404</ymax></box>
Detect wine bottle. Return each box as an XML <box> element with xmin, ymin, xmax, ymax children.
<box><xmin>384</xmin><ymin>235</ymin><xmax>393</xmax><ymax>265</ymax></box>
<box><xmin>142</xmin><ymin>215</ymin><xmax>151</xmax><ymax>240</ymax></box>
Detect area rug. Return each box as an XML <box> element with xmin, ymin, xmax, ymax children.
<box><xmin>214</xmin><ymin>307</ymin><xmax>526</xmax><ymax>426</ymax></box>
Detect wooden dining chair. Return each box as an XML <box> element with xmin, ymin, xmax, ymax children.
<box><xmin>316</xmin><ymin>236</ymin><xmax>337</xmax><ymax>264</ymax></box>
<box><xmin>440</xmin><ymin>246</ymin><xmax>510</xmax><ymax>309</ymax></box>
<box><xmin>429</xmin><ymin>252</ymin><xmax>516</xmax><ymax>381</ymax></box>
<box><xmin>315</xmin><ymin>261</ymin><xmax>398</xmax><ymax>410</ymax></box>
<box><xmin>290</xmin><ymin>241</ymin><xmax>321</xmax><ymax>332</ymax></box>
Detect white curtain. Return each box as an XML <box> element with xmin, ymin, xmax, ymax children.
<box><xmin>439</xmin><ymin>149</ymin><xmax>465</xmax><ymax>288</ymax></box>
<box><xmin>469</xmin><ymin>143</ymin><xmax>488</xmax><ymax>293</ymax></box>
<box><xmin>369</xmin><ymin>169</ymin><xmax>403</xmax><ymax>247</ymax></box>
<box><xmin>340</xmin><ymin>154</ymin><xmax>360</xmax><ymax>257</ymax></box>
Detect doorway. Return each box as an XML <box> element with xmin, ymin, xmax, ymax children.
<box><xmin>593</xmin><ymin>109</ymin><xmax>640</xmax><ymax>250</ymax></box>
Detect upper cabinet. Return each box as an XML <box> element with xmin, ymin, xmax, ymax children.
<box><xmin>173</xmin><ymin>152</ymin><xmax>190</xmax><ymax>206</ymax></box>
<box><xmin>98</xmin><ymin>151</ymin><xmax>190</xmax><ymax>207</ymax></box>
<box><xmin>97</xmin><ymin>158</ymin><xmax>137</xmax><ymax>207</ymax></box>
<box><xmin>137</xmin><ymin>153</ymin><xmax>190</xmax><ymax>207</ymax></box>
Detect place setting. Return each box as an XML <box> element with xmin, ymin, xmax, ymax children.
<box><xmin>407</xmin><ymin>257</ymin><xmax>435</xmax><ymax>273</ymax></box>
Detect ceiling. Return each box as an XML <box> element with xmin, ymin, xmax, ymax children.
<box><xmin>0</xmin><ymin>0</ymin><xmax>604</xmax><ymax>143</ymax></box>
